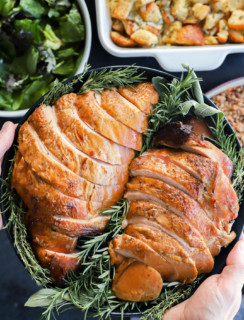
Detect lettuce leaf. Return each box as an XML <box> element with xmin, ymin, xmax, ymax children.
<box><xmin>43</xmin><ymin>24</ymin><xmax>63</xmax><ymax>50</ymax></box>
<box><xmin>0</xmin><ymin>0</ymin><xmax>16</xmax><ymax>17</ymax></box>
<box><xmin>19</xmin><ymin>0</ymin><xmax>46</xmax><ymax>18</ymax></box>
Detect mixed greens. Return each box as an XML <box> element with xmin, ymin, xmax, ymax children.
<box><xmin>0</xmin><ymin>0</ymin><xmax>85</xmax><ymax>111</ymax></box>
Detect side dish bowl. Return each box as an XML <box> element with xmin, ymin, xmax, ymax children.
<box><xmin>1</xmin><ymin>66</ymin><xmax>244</xmax><ymax>318</ymax></box>
<box><xmin>95</xmin><ymin>0</ymin><xmax>244</xmax><ymax>72</ymax></box>
<box><xmin>0</xmin><ymin>0</ymin><xmax>91</xmax><ymax>119</ymax></box>
<box><xmin>206</xmin><ymin>77</ymin><xmax>244</xmax><ymax>98</ymax></box>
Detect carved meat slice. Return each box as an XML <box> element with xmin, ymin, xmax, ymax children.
<box><xmin>112</xmin><ymin>259</ymin><xmax>163</xmax><ymax>301</ymax></box>
<box><xmin>34</xmin><ymin>245</ymin><xmax>80</xmax><ymax>286</ymax></box>
<box><xmin>118</xmin><ymin>82</ymin><xmax>159</xmax><ymax>114</ymax></box>
<box><xmin>75</xmin><ymin>91</ymin><xmax>142</xmax><ymax>150</ymax></box>
<box><xmin>11</xmin><ymin>156</ymin><xmax>108</xmax><ymax>220</ymax></box>
<box><xmin>126</xmin><ymin>201</ymin><xmax>214</xmax><ymax>274</ymax></box>
<box><xmin>55</xmin><ymin>93</ymin><xmax>135</xmax><ymax>165</ymax></box>
<box><xmin>100</xmin><ymin>89</ymin><xmax>148</xmax><ymax>133</ymax></box>
<box><xmin>109</xmin><ymin>233</ymin><xmax>176</xmax><ymax>281</ymax></box>
<box><xmin>154</xmin><ymin>120</ymin><xmax>234</xmax><ymax>179</ymax></box>
<box><xmin>129</xmin><ymin>154</ymin><xmax>238</xmax><ymax>231</ymax></box>
<box><xmin>18</xmin><ymin>123</ymin><xmax>125</xmax><ymax>202</ymax></box>
<box><xmin>145</xmin><ymin>149</ymin><xmax>239</xmax><ymax>232</ymax></box>
<box><xmin>28</xmin><ymin>104</ymin><xmax>129</xmax><ymax>186</ymax></box>
<box><xmin>125</xmin><ymin>177</ymin><xmax>236</xmax><ymax>256</ymax></box>
<box><xmin>126</xmin><ymin>225</ymin><xmax>198</xmax><ymax>282</ymax></box>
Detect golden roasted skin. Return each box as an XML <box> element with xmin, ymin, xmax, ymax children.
<box><xmin>126</xmin><ymin>201</ymin><xmax>214</xmax><ymax>274</ymax></box>
<box><xmin>55</xmin><ymin>93</ymin><xmax>135</xmax><ymax>165</ymax></box>
<box><xmin>18</xmin><ymin>122</ymin><xmax>125</xmax><ymax>202</ymax></box>
<box><xmin>75</xmin><ymin>91</ymin><xmax>142</xmax><ymax>151</ymax></box>
<box><xmin>100</xmin><ymin>89</ymin><xmax>148</xmax><ymax>133</ymax></box>
<box><xmin>28</xmin><ymin>104</ymin><xmax>129</xmax><ymax>186</ymax></box>
<box><xmin>118</xmin><ymin>82</ymin><xmax>159</xmax><ymax>114</ymax></box>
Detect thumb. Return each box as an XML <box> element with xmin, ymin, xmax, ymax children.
<box><xmin>0</xmin><ymin>122</ymin><xmax>16</xmax><ymax>161</ymax></box>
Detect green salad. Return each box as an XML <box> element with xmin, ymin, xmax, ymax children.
<box><xmin>0</xmin><ymin>0</ymin><xmax>85</xmax><ymax>111</ymax></box>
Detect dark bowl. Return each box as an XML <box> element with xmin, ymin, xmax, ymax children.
<box><xmin>1</xmin><ymin>65</ymin><xmax>244</xmax><ymax>318</ymax></box>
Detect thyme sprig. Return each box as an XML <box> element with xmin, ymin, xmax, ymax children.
<box><xmin>0</xmin><ymin>159</ymin><xmax>51</xmax><ymax>287</ymax></box>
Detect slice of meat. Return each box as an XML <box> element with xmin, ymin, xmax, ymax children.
<box><xmin>18</xmin><ymin>122</ymin><xmax>125</xmax><ymax>202</ymax></box>
<box><xmin>100</xmin><ymin>89</ymin><xmax>148</xmax><ymax>133</ymax></box>
<box><xmin>28</xmin><ymin>217</ymin><xmax>77</xmax><ymax>254</ymax></box>
<box><xmin>126</xmin><ymin>201</ymin><xmax>214</xmax><ymax>274</ymax></box>
<box><xmin>145</xmin><ymin>149</ymin><xmax>239</xmax><ymax>231</ymax></box>
<box><xmin>11</xmin><ymin>156</ymin><xmax>108</xmax><ymax>220</ymax></box>
<box><xmin>33</xmin><ymin>245</ymin><xmax>80</xmax><ymax>286</ymax></box>
<box><xmin>112</xmin><ymin>259</ymin><xmax>163</xmax><ymax>301</ymax></box>
<box><xmin>126</xmin><ymin>225</ymin><xmax>198</xmax><ymax>282</ymax></box>
<box><xmin>118</xmin><ymin>82</ymin><xmax>159</xmax><ymax>114</ymax></box>
<box><xmin>125</xmin><ymin>177</ymin><xmax>236</xmax><ymax>256</ymax></box>
<box><xmin>129</xmin><ymin>153</ymin><xmax>238</xmax><ymax>231</ymax></box>
<box><xmin>109</xmin><ymin>234</ymin><xmax>176</xmax><ymax>281</ymax></box>
<box><xmin>55</xmin><ymin>93</ymin><xmax>135</xmax><ymax>165</ymax></box>
<box><xmin>154</xmin><ymin>120</ymin><xmax>234</xmax><ymax>179</ymax></box>
<box><xmin>28</xmin><ymin>104</ymin><xmax>129</xmax><ymax>186</ymax></box>
<box><xmin>75</xmin><ymin>91</ymin><xmax>142</xmax><ymax>150</ymax></box>
<box><xmin>28</xmin><ymin>209</ymin><xmax>109</xmax><ymax>237</ymax></box>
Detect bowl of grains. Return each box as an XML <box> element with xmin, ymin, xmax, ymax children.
<box><xmin>206</xmin><ymin>77</ymin><xmax>244</xmax><ymax>147</ymax></box>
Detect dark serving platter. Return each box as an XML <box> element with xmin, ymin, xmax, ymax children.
<box><xmin>1</xmin><ymin>65</ymin><xmax>244</xmax><ymax>319</ymax></box>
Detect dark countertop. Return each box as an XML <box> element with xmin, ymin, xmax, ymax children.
<box><xmin>0</xmin><ymin>1</ymin><xmax>243</xmax><ymax>319</ymax></box>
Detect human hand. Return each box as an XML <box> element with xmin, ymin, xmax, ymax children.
<box><xmin>0</xmin><ymin>122</ymin><xmax>17</xmax><ymax>229</ymax></box>
<box><xmin>163</xmin><ymin>234</ymin><xmax>244</xmax><ymax>320</ymax></box>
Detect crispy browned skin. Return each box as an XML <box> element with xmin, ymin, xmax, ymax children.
<box><xmin>55</xmin><ymin>93</ymin><xmax>135</xmax><ymax>165</ymax></box>
<box><xmin>145</xmin><ymin>149</ymin><xmax>239</xmax><ymax>232</ymax></box>
<box><xmin>154</xmin><ymin>119</ymin><xmax>234</xmax><ymax>179</ymax></box>
<box><xmin>100</xmin><ymin>89</ymin><xmax>148</xmax><ymax>133</ymax></box>
<box><xmin>18</xmin><ymin>122</ymin><xmax>125</xmax><ymax>202</ymax></box>
<box><xmin>75</xmin><ymin>91</ymin><xmax>142</xmax><ymax>151</ymax></box>
<box><xmin>126</xmin><ymin>201</ymin><xmax>214</xmax><ymax>274</ymax></box>
<box><xmin>118</xmin><ymin>82</ymin><xmax>159</xmax><ymax>114</ymax></box>
<box><xmin>28</xmin><ymin>104</ymin><xmax>129</xmax><ymax>186</ymax></box>
<box><xmin>112</xmin><ymin>260</ymin><xmax>163</xmax><ymax>301</ymax></box>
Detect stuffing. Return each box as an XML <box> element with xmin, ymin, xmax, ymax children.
<box><xmin>217</xmin><ymin>19</ymin><xmax>229</xmax><ymax>43</ymax></box>
<box><xmin>176</xmin><ymin>25</ymin><xmax>205</xmax><ymax>45</ymax></box>
<box><xmin>110</xmin><ymin>31</ymin><xmax>136</xmax><ymax>46</ymax></box>
<box><xmin>204</xmin><ymin>12</ymin><xmax>224</xmax><ymax>29</ymax></box>
<box><xmin>112</xmin><ymin>19</ymin><xmax>125</xmax><ymax>32</ymax></box>
<box><xmin>171</xmin><ymin>0</ymin><xmax>189</xmax><ymax>22</ymax></box>
<box><xmin>192</xmin><ymin>3</ymin><xmax>210</xmax><ymax>21</ymax></box>
<box><xmin>139</xmin><ymin>2</ymin><xmax>162</xmax><ymax>23</ymax></box>
<box><xmin>228</xmin><ymin>10</ymin><xmax>244</xmax><ymax>30</ymax></box>
<box><xmin>228</xmin><ymin>29</ymin><xmax>244</xmax><ymax>42</ymax></box>
<box><xmin>112</xmin><ymin>0</ymin><xmax>135</xmax><ymax>20</ymax></box>
<box><xmin>131</xmin><ymin>29</ymin><xmax>159</xmax><ymax>46</ymax></box>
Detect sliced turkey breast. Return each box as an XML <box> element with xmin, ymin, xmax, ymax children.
<box><xmin>33</xmin><ymin>245</ymin><xmax>80</xmax><ymax>286</ymax></box>
<box><xmin>109</xmin><ymin>234</ymin><xmax>176</xmax><ymax>281</ymax></box>
<box><xmin>144</xmin><ymin>149</ymin><xmax>239</xmax><ymax>232</ymax></box>
<box><xmin>28</xmin><ymin>104</ymin><xmax>129</xmax><ymax>186</ymax></box>
<box><xmin>100</xmin><ymin>89</ymin><xmax>148</xmax><ymax>133</ymax></box>
<box><xmin>55</xmin><ymin>93</ymin><xmax>135</xmax><ymax>165</ymax></box>
<box><xmin>153</xmin><ymin>120</ymin><xmax>234</xmax><ymax>179</ymax></box>
<box><xmin>126</xmin><ymin>225</ymin><xmax>197</xmax><ymax>282</ymax></box>
<box><xmin>129</xmin><ymin>154</ymin><xmax>238</xmax><ymax>231</ymax></box>
<box><xmin>18</xmin><ymin>122</ymin><xmax>125</xmax><ymax>202</ymax></box>
<box><xmin>118</xmin><ymin>82</ymin><xmax>159</xmax><ymax>114</ymax></box>
<box><xmin>126</xmin><ymin>201</ymin><xmax>214</xmax><ymax>273</ymax></box>
<box><xmin>75</xmin><ymin>91</ymin><xmax>142</xmax><ymax>150</ymax></box>
<box><xmin>125</xmin><ymin>177</ymin><xmax>236</xmax><ymax>256</ymax></box>
<box><xmin>11</xmin><ymin>156</ymin><xmax>109</xmax><ymax>220</ymax></box>
<box><xmin>112</xmin><ymin>259</ymin><xmax>163</xmax><ymax>302</ymax></box>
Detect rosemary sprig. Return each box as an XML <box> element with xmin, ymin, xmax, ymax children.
<box><xmin>0</xmin><ymin>159</ymin><xmax>51</xmax><ymax>287</ymax></box>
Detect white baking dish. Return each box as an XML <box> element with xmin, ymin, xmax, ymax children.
<box><xmin>95</xmin><ymin>0</ymin><xmax>244</xmax><ymax>72</ymax></box>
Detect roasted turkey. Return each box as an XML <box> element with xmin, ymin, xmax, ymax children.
<box><xmin>109</xmin><ymin>119</ymin><xmax>239</xmax><ymax>302</ymax></box>
<box><xmin>11</xmin><ymin>83</ymin><xmax>159</xmax><ymax>286</ymax></box>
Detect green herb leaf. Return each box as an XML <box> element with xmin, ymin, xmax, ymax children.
<box><xmin>194</xmin><ymin>103</ymin><xmax>221</xmax><ymax>117</ymax></box>
<box><xmin>182</xmin><ymin>64</ymin><xmax>204</xmax><ymax>104</ymax></box>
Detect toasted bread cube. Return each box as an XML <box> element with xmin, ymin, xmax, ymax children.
<box><xmin>176</xmin><ymin>25</ymin><xmax>205</xmax><ymax>45</ymax></box>
<box><xmin>171</xmin><ymin>0</ymin><xmax>189</xmax><ymax>22</ymax></box>
<box><xmin>112</xmin><ymin>19</ymin><xmax>125</xmax><ymax>32</ymax></box>
<box><xmin>139</xmin><ymin>2</ymin><xmax>162</xmax><ymax>23</ymax></box>
<box><xmin>192</xmin><ymin>3</ymin><xmax>210</xmax><ymax>20</ymax></box>
<box><xmin>144</xmin><ymin>24</ymin><xmax>162</xmax><ymax>36</ymax></box>
<box><xmin>123</xmin><ymin>20</ymin><xmax>139</xmax><ymax>36</ymax></box>
<box><xmin>191</xmin><ymin>0</ymin><xmax>210</xmax><ymax>3</ymax></box>
<box><xmin>110</xmin><ymin>31</ymin><xmax>136</xmax><ymax>47</ymax></box>
<box><xmin>204</xmin><ymin>35</ymin><xmax>219</xmax><ymax>44</ymax></box>
<box><xmin>228</xmin><ymin>10</ymin><xmax>244</xmax><ymax>30</ymax></box>
<box><xmin>211</xmin><ymin>0</ymin><xmax>230</xmax><ymax>13</ymax></box>
<box><xmin>131</xmin><ymin>29</ymin><xmax>158</xmax><ymax>47</ymax></box>
<box><xmin>204</xmin><ymin>12</ymin><xmax>224</xmax><ymax>29</ymax></box>
<box><xmin>112</xmin><ymin>0</ymin><xmax>134</xmax><ymax>20</ymax></box>
<box><xmin>134</xmin><ymin>0</ymin><xmax>152</xmax><ymax>8</ymax></box>
<box><xmin>217</xmin><ymin>19</ymin><xmax>229</xmax><ymax>43</ymax></box>
<box><xmin>162</xmin><ymin>9</ymin><xmax>175</xmax><ymax>25</ymax></box>
<box><xmin>228</xmin><ymin>29</ymin><xmax>244</xmax><ymax>42</ymax></box>
<box><xmin>229</xmin><ymin>0</ymin><xmax>244</xmax><ymax>11</ymax></box>
<box><xmin>161</xmin><ymin>21</ymin><xmax>182</xmax><ymax>44</ymax></box>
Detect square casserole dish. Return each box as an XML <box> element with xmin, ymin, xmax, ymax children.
<box><xmin>95</xmin><ymin>0</ymin><xmax>244</xmax><ymax>72</ymax></box>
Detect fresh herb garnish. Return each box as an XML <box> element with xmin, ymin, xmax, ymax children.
<box><xmin>0</xmin><ymin>1</ymin><xmax>85</xmax><ymax>111</ymax></box>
